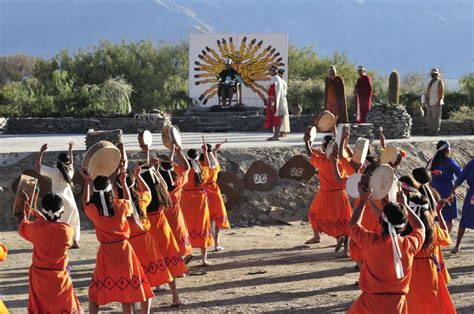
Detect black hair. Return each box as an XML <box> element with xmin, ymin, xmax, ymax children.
<box><xmin>401</xmin><ymin>195</ymin><xmax>434</xmax><ymax>249</ymax></box>
<box><xmin>381</xmin><ymin>202</ymin><xmax>408</xmax><ymax>236</ymax></box>
<box><xmin>158</xmin><ymin>155</ymin><xmax>178</xmax><ymax>192</ymax></box>
<box><xmin>41</xmin><ymin>192</ymin><xmax>64</xmax><ymax>222</ymax></box>
<box><xmin>322</xmin><ymin>135</ymin><xmax>334</xmax><ymax>151</ymax></box>
<box><xmin>57</xmin><ymin>153</ymin><xmax>73</xmax><ymax>185</ymax></box>
<box><xmin>141</xmin><ymin>166</ymin><xmax>172</xmax><ymax>212</ymax></box>
<box><xmin>91</xmin><ymin>175</ymin><xmax>115</xmax><ymax>216</ymax></box>
<box><xmin>428</xmin><ymin>140</ymin><xmax>450</xmax><ymax>170</ymax></box>
<box><xmin>187</xmin><ymin>149</ymin><xmax>203</xmax><ymax>186</ymax></box>
<box><xmin>412</xmin><ymin>167</ymin><xmax>431</xmax><ymax>185</ymax></box>
<box><xmin>116</xmin><ymin>174</ymin><xmax>145</xmax><ymax>220</ymax></box>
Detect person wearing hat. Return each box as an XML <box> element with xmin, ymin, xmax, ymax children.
<box><xmin>427</xmin><ymin>140</ymin><xmax>462</xmax><ymax>233</ymax></box>
<box><xmin>217</xmin><ymin>58</ymin><xmax>241</xmax><ymax>107</ymax></box>
<box><xmin>159</xmin><ymin>145</ymin><xmax>194</xmax><ymax>262</ymax></box>
<box><xmin>303</xmin><ymin>127</ymin><xmax>352</xmax><ymax>256</ymax></box>
<box><xmin>180</xmin><ymin>147</ymin><xmax>214</xmax><ymax>266</ymax></box>
<box><xmin>325</xmin><ymin>66</ymin><xmax>348</xmax><ymax>123</ymax></box>
<box><xmin>348</xmin><ymin>182</ymin><xmax>425</xmax><ymax>314</ymax></box>
<box><xmin>277</xmin><ymin>68</ymin><xmax>290</xmax><ymax>137</ymax></box>
<box><xmin>82</xmin><ymin>173</ymin><xmax>154</xmax><ymax>313</ymax></box>
<box><xmin>17</xmin><ymin>192</ymin><xmax>82</xmax><ymax>313</ymax></box>
<box><xmin>353</xmin><ymin>66</ymin><xmax>373</xmax><ymax>123</ymax></box>
<box><xmin>424</xmin><ymin>68</ymin><xmax>445</xmax><ymax>135</ymax></box>
<box><xmin>115</xmin><ymin>164</ymin><xmax>182</xmax><ymax>308</ymax></box>
<box><xmin>201</xmin><ymin>141</ymin><xmax>231</xmax><ymax>251</ymax></box>
<box><xmin>265</xmin><ymin>65</ymin><xmax>285</xmax><ymax>141</ymax></box>
<box><xmin>449</xmin><ymin>158</ymin><xmax>474</xmax><ymax>254</ymax></box>
<box><xmin>35</xmin><ymin>142</ymin><xmax>81</xmax><ymax>248</ymax></box>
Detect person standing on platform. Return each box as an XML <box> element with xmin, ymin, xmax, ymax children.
<box><xmin>424</xmin><ymin>68</ymin><xmax>445</xmax><ymax>135</ymax></box>
<box><xmin>278</xmin><ymin>68</ymin><xmax>290</xmax><ymax>137</ymax></box>
<box><xmin>325</xmin><ymin>66</ymin><xmax>348</xmax><ymax>123</ymax></box>
<box><xmin>353</xmin><ymin>66</ymin><xmax>373</xmax><ymax>123</ymax></box>
<box><xmin>265</xmin><ymin>65</ymin><xmax>284</xmax><ymax>141</ymax></box>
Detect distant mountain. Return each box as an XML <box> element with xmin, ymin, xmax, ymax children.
<box><xmin>1</xmin><ymin>0</ymin><xmax>472</xmax><ymax>80</ymax></box>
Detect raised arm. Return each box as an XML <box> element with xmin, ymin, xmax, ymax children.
<box><xmin>81</xmin><ymin>168</ymin><xmax>92</xmax><ymax>205</ymax></box>
<box><xmin>35</xmin><ymin>144</ymin><xmax>48</xmax><ymax>171</ymax></box>
<box><xmin>134</xmin><ymin>164</ymin><xmax>151</xmax><ymax>195</ymax></box>
<box><xmin>379</xmin><ymin>127</ymin><xmax>386</xmax><ymax>149</ymax></box>
<box><xmin>397</xmin><ymin>189</ymin><xmax>425</xmax><ymax>233</ymax></box>
<box><xmin>350</xmin><ymin>181</ymin><xmax>370</xmax><ymax>227</ymax></box>
<box><xmin>118</xmin><ymin>170</ymin><xmax>131</xmax><ymax>201</ymax></box>
<box><xmin>173</xmin><ymin>145</ymin><xmax>190</xmax><ymax>171</ymax></box>
<box><xmin>201</xmin><ymin>136</ymin><xmax>210</xmax><ymax>167</ymax></box>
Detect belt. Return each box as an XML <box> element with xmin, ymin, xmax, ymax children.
<box><xmin>184</xmin><ymin>188</ymin><xmax>205</xmax><ymax>192</ymax></box>
<box><xmin>100</xmin><ymin>239</ymin><xmax>127</xmax><ymax>245</ymax></box>
<box><xmin>129</xmin><ymin>231</ymin><xmax>148</xmax><ymax>239</ymax></box>
<box><xmin>32</xmin><ymin>265</ymin><xmax>66</xmax><ymax>271</ymax></box>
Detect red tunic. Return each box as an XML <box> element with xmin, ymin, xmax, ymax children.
<box><xmin>264</xmin><ymin>83</ymin><xmax>281</xmax><ymax>129</ymax></box>
<box><xmin>355</xmin><ymin>74</ymin><xmax>373</xmax><ymax>123</ymax></box>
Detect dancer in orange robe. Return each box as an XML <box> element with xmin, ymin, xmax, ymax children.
<box><xmin>159</xmin><ymin>146</ymin><xmax>193</xmax><ymax>260</ymax></box>
<box><xmin>303</xmin><ymin>128</ymin><xmax>352</xmax><ymax>256</ymax></box>
<box><xmin>0</xmin><ymin>242</ymin><xmax>7</xmax><ymax>312</ymax></box>
<box><xmin>83</xmin><ymin>173</ymin><xmax>153</xmax><ymax>314</ymax></box>
<box><xmin>115</xmin><ymin>164</ymin><xmax>174</xmax><ymax>291</ymax></box>
<box><xmin>17</xmin><ymin>192</ymin><xmax>82</xmax><ymax>313</ymax></box>
<box><xmin>181</xmin><ymin>147</ymin><xmax>214</xmax><ymax>265</ymax></box>
<box><xmin>348</xmin><ymin>183</ymin><xmax>425</xmax><ymax>314</ymax></box>
<box><xmin>405</xmin><ymin>196</ymin><xmax>455</xmax><ymax>314</ymax></box>
<box><xmin>202</xmin><ymin>141</ymin><xmax>230</xmax><ymax>251</ymax></box>
<box><xmin>140</xmin><ymin>154</ymin><xmax>186</xmax><ymax>306</ymax></box>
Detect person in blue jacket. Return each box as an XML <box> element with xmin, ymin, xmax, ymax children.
<box><xmin>427</xmin><ymin>140</ymin><xmax>462</xmax><ymax>233</ymax></box>
<box><xmin>449</xmin><ymin>159</ymin><xmax>474</xmax><ymax>254</ymax></box>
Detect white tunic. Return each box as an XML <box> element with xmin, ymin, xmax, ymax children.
<box><xmin>280</xmin><ymin>78</ymin><xmax>291</xmax><ymax>133</ymax></box>
<box><xmin>428</xmin><ymin>79</ymin><xmax>443</xmax><ymax>106</ymax></box>
<box><xmin>40</xmin><ymin>165</ymin><xmax>81</xmax><ymax>238</ymax></box>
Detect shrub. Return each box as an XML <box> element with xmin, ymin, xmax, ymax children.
<box><xmin>287</xmin><ymin>79</ymin><xmax>324</xmax><ymax>114</ymax></box>
<box><xmin>449</xmin><ymin>105</ymin><xmax>474</xmax><ymax>121</ymax></box>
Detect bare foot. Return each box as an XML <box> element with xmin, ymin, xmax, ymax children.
<box><xmin>335</xmin><ymin>237</ymin><xmax>345</xmax><ymax>252</ymax></box>
<box><xmin>304</xmin><ymin>237</ymin><xmax>321</xmax><ymax>244</ymax></box>
<box><xmin>201</xmin><ymin>260</ymin><xmax>211</xmax><ymax>267</ymax></box>
<box><xmin>451</xmin><ymin>247</ymin><xmax>460</xmax><ymax>254</ymax></box>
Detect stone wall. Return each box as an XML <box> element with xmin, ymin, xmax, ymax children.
<box><xmin>411</xmin><ymin>117</ymin><xmax>474</xmax><ymax>136</ymax></box>
<box><xmin>6</xmin><ymin>116</ymin><xmax>171</xmax><ymax>134</ymax></box>
<box><xmin>367</xmin><ymin>104</ymin><xmax>412</xmax><ymax>139</ymax></box>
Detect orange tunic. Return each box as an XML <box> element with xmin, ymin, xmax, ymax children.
<box><xmin>406</xmin><ymin>225</ymin><xmax>455</xmax><ymax>314</ymax></box>
<box><xmin>205</xmin><ymin>164</ymin><xmax>230</xmax><ymax>229</ymax></box>
<box><xmin>348</xmin><ymin>224</ymin><xmax>424</xmax><ymax>314</ymax></box>
<box><xmin>127</xmin><ymin>192</ymin><xmax>174</xmax><ymax>287</ymax></box>
<box><xmin>349</xmin><ymin>200</ymin><xmax>381</xmax><ymax>262</ymax></box>
<box><xmin>85</xmin><ymin>199</ymin><xmax>154</xmax><ymax>305</ymax></box>
<box><xmin>180</xmin><ymin>166</ymin><xmax>215</xmax><ymax>248</ymax></box>
<box><xmin>164</xmin><ymin>166</ymin><xmax>193</xmax><ymax>257</ymax></box>
<box><xmin>308</xmin><ymin>150</ymin><xmax>352</xmax><ymax>237</ymax></box>
<box><xmin>148</xmin><ymin>208</ymin><xmax>187</xmax><ymax>278</ymax></box>
<box><xmin>19</xmin><ymin>219</ymin><xmax>82</xmax><ymax>313</ymax></box>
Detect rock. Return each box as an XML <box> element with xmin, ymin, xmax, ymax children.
<box><xmin>367</xmin><ymin>104</ymin><xmax>412</xmax><ymax>139</ymax></box>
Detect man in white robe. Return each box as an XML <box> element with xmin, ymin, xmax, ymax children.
<box><xmin>425</xmin><ymin>68</ymin><xmax>445</xmax><ymax>135</ymax></box>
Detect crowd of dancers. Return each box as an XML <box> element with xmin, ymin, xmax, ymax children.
<box><xmin>6</xmin><ymin>137</ymin><xmax>230</xmax><ymax>313</ymax></box>
<box><xmin>1</xmin><ymin>121</ymin><xmax>473</xmax><ymax>313</ymax></box>
<box><xmin>302</xmin><ymin>121</ymin><xmax>473</xmax><ymax>313</ymax></box>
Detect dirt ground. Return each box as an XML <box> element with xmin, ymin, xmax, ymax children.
<box><xmin>1</xmin><ymin>221</ymin><xmax>473</xmax><ymax>313</ymax></box>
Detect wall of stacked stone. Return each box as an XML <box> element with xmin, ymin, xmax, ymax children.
<box><xmin>5</xmin><ymin>116</ymin><xmax>171</xmax><ymax>134</ymax></box>
<box><xmin>411</xmin><ymin>117</ymin><xmax>474</xmax><ymax>136</ymax></box>
<box><xmin>366</xmin><ymin>104</ymin><xmax>412</xmax><ymax>139</ymax></box>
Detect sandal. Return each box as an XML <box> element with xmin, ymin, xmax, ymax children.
<box><xmin>171</xmin><ymin>300</ymin><xmax>183</xmax><ymax>308</ymax></box>
<box><xmin>184</xmin><ymin>255</ymin><xmax>194</xmax><ymax>265</ymax></box>
<box><xmin>304</xmin><ymin>237</ymin><xmax>321</xmax><ymax>244</ymax></box>
<box><xmin>214</xmin><ymin>246</ymin><xmax>224</xmax><ymax>252</ymax></box>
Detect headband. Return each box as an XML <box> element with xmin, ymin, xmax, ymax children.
<box><xmin>116</xmin><ymin>180</ymin><xmax>136</xmax><ymax>190</ymax></box>
<box><xmin>93</xmin><ymin>183</ymin><xmax>113</xmax><ymax>216</ymax></box>
<box><xmin>381</xmin><ymin>213</ymin><xmax>406</xmax><ymax>279</ymax></box>
<box><xmin>427</xmin><ymin>143</ymin><xmax>450</xmax><ymax>170</ymax></box>
<box><xmin>408</xmin><ymin>201</ymin><xmax>430</xmax><ymax>216</ymax></box>
<box><xmin>159</xmin><ymin>164</ymin><xmax>175</xmax><ymax>188</ymax></box>
<box><xmin>41</xmin><ymin>206</ymin><xmax>65</xmax><ymax>220</ymax></box>
<box><xmin>400</xmin><ymin>182</ymin><xmax>419</xmax><ymax>193</ymax></box>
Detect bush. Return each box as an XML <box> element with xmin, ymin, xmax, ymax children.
<box><xmin>287</xmin><ymin>79</ymin><xmax>324</xmax><ymax>114</ymax></box>
<box><xmin>450</xmin><ymin>105</ymin><xmax>474</xmax><ymax>121</ymax></box>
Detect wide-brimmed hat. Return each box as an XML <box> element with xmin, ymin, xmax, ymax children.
<box><xmin>346</xmin><ymin>173</ymin><xmax>363</xmax><ymax>199</ymax></box>
<box><xmin>430</xmin><ymin>68</ymin><xmax>440</xmax><ymax>75</ymax></box>
<box><xmin>380</xmin><ymin>144</ymin><xmax>399</xmax><ymax>165</ymax></box>
<box><xmin>370</xmin><ymin>164</ymin><xmax>396</xmax><ymax>200</ymax></box>
<box><xmin>317</xmin><ymin>110</ymin><xmax>336</xmax><ymax>132</ymax></box>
